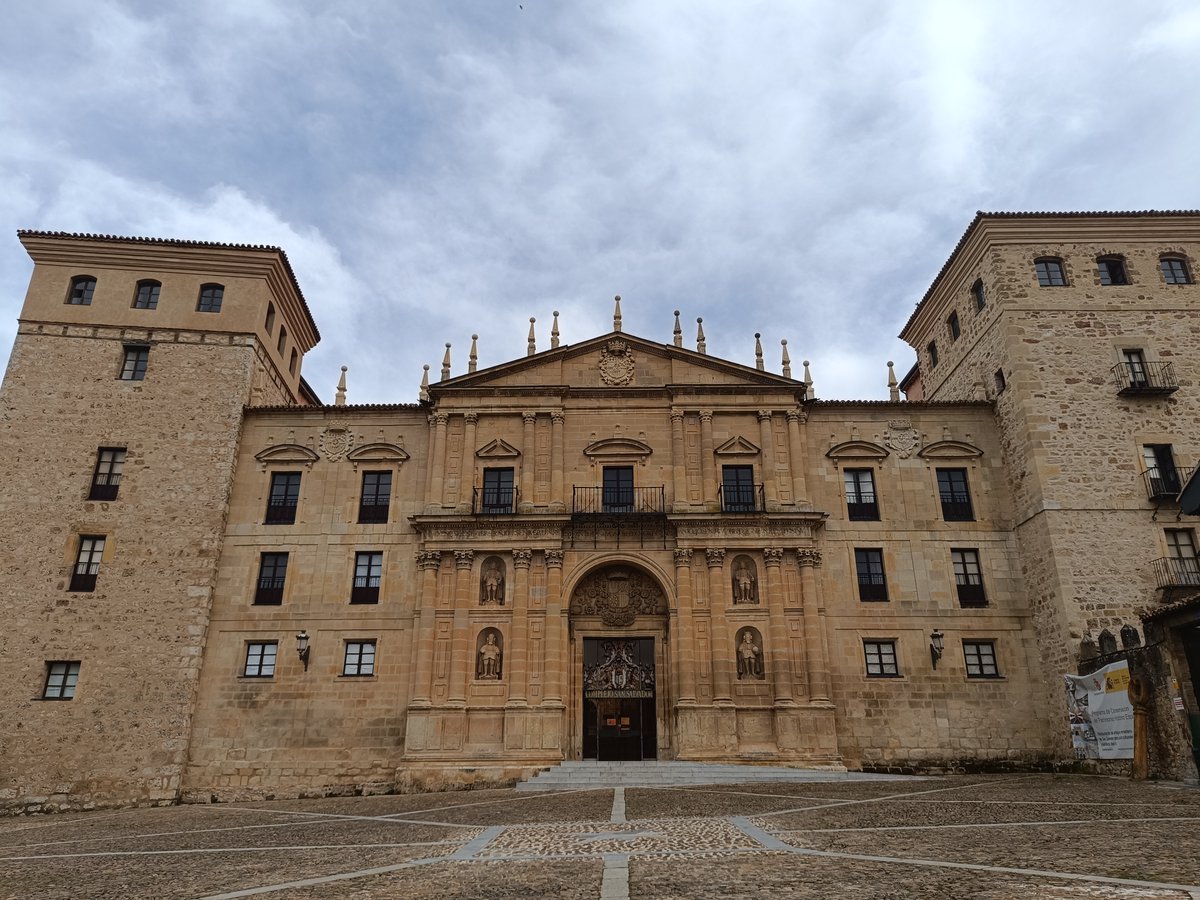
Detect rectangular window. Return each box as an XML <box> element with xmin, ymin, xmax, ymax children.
<box><xmin>88</xmin><ymin>447</ymin><xmax>126</xmax><ymax>501</ymax></box>
<box><xmin>480</xmin><ymin>467</ymin><xmax>515</xmax><ymax>514</ymax></box>
<box><xmin>971</xmin><ymin>279</ymin><xmax>987</xmax><ymax>311</ymax></box>
<box><xmin>265</xmin><ymin>472</ymin><xmax>301</xmax><ymax>524</ymax></box>
<box><xmin>69</xmin><ymin>535</ymin><xmax>105</xmax><ymax>592</ymax></box>
<box><xmin>358</xmin><ymin>471</ymin><xmax>392</xmax><ymax>523</ymax></box>
<box><xmin>1035</xmin><ymin>259</ymin><xmax>1066</xmax><ymax>286</ymax></box>
<box><xmin>244</xmin><ymin>642</ymin><xmax>277</xmax><ymax>677</ymax></box>
<box><xmin>133</xmin><ymin>281</ymin><xmax>160</xmax><ymax>310</ymax></box>
<box><xmin>1161</xmin><ymin>257</ymin><xmax>1192</xmax><ymax>285</ymax></box>
<box><xmin>1143</xmin><ymin>444</ymin><xmax>1181</xmax><ymax>498</ymax></box>
<box><xmin>864</xmin><ymin>640</ymin><xmax>899</xmax><ymax>677</ymax></box>
<box><xmin>197</xmin><ymin>284</ymin><xmax>224</xmax><ymax>312</ymax></box>
<box><xmin>844</xmin><ymin>469</ymin><xmax>879</xmax><ymax>521</ymax></box>
<box><xmin>343</xmin><ymin>640</ymin><xmax>376</xmax><ymax>676</ymax></box>
<box><xmin>255</xmin><ymin>552</ymin><xmax>288</xmax><ymax>605</ymax></box>
<box><xmin>119</xmin><ymin>345</ymin><xmax>149</xmax><ymax>381</ymax></box>
<box><xmin>43</xmin><ymin>661</ymin><xmax>81</xmax><ymax>699</ymax></box>
<box><xmin>947</xmin><ymin>311</ymin><xmax>960</xmax><ymax>341</ymax></box>
<box><xmin>602</xmin><ymin>466</ymin><xmax>635</xmax><ymax>513</ymax></box>
<box><xmin>936</xmin><ymin>468</ymin><xmax>974</xmax><ymax>521</ymax></box>
<box><xmin>1121</xmin><ymin>348</ymin><xmax>1149</xmax><ymax>389</ymax></box>
<box><xmin>952</xmin><ymin>548</ymin><xmax>987</xmax><ymax>607</ymax></box>
<box><xmin>854</xmin><ymin>548</ymin><xmax>888</xmax><ymax>601</ymax></box>
<box><xmin>721</xmin><ymin>465</ymin><xmax>758</xmax><ymax>512</ymax></box>
<box><xmin>352</xmin><ymin>551</ymin><xmax>383</xmax><ymax>603</ymax></box>
<box><xmin>963</xmin><ymin>640</ymin><xmax>1000</xmax><ymax>678</ymax></box>
<box><xmin>1098</xmin><ymin>258</ymin><xmax>1129</xmax><ymax>286</ymax></box>
<box><xmin>68</xmin><ymin>276</ymin><xmax>96</xmax><ymax>306</ymax></box>
<box><xmin>927</xmin><ymin>340</ymin><xmax>939</xmax><ymax>368</ymax></box>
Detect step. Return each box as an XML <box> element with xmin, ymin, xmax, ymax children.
<box><xmin>516</xmin><ymin>761</ymin><xmax>919</xmax><ymax>791</ymax></box>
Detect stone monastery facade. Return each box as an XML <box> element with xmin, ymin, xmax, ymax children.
<box><xmin>1</xmin><ymin>212</ymin><xmax>1198</xmax><ymax>812</ymax></box>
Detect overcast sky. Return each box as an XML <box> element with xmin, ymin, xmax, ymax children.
<box><xmin>2</xmin><ymin>2</ymin><xmax>1198</xmax><ymax>404</ymax></box>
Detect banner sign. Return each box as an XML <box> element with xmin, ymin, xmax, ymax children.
<box><xmin>1063</xmin><ymin>660</ymin><xmax>1134</xmax><ymax>759</ymax></box>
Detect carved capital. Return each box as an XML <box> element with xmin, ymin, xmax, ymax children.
<box><xmin>463</xmin><ymin>412</ymin><xmax>479</xmax><ymax>425</ymax></box>
<box><xmin>762</xmin><ymin>548</ymin><xmax>785</xmax><ymax>567</ymax></box>
<box><xmin>416</xmin><ymin>550</ymin><xmax>443</xmax><ymax>571</ymax></box>
<box><xmin>698</xmin><ymin>410</ymin><xmax>714</xmax><ymax>424</ymax></box>
<box><xmin>673</xmin><ymin>548</ymin><xmax>694</xmax><ymax>567</ymax></box>
<box><xmin>705</xmin><ymin>548</ymin><xmax>726</xmax><ymax>567</ymax></box>
<box><xmin>551</xmin><ymin>411</ymin><xmax>566</xmax><ymax>425</ymax></box>
<box><xmin>796</xmin><ymin>548</ymin><xmax>823</xmax><ymax>568</ymax></box>
<box><xmin>670</xmin><ymin>408</ymin><xmax>685</xmax><ymax>424</ymax></box>
<box><xmin>522</xmin><ymin>411</ymin><xmax>538</xmax><ymax>426</ymax></box>
<box><xmin>544</xmin><ymin>549</ymin><xmax>565</xmax><ymax>569</ymax></box>
<box><xmin>431</xmin><ymin>412</ymin><xmax>449</xmax><ymax>427</ymax></box>
<box><xmin>786</xmin><ymin>408</ymin><xmax>806</xmax><ymax>425</ymax></box>
<box><xmin>757</xmin><ymin>410</ymin><xmax>774</xmax><ymax>423</ymax></box>
<box><xmin>454</xmin><ymin>550</ymin><xmax>475</xmax><ymax>570</ymax></box>
<box><xmin>512</xmin><ymin>548</ymin><xmax>534</xmax><ymax>569</ymax></box>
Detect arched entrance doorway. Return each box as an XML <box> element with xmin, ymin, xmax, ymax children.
<box><xmin>568</xmin><ymin>563</ymin><xmax>670</xmax><ymax>761</ymax></box>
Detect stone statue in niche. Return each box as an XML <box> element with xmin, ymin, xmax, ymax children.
<box><xmin>736</xmin><ymin>629</ymin><xmax>765</xmax><ymax>680</ymax></box>
<box><xmin>732</xmin><ymin>556</ymin><xmax>758</xmax><ymax>604</ymax></box>
<box><xmin>476</xmin><ymin>631</ymin><xmax>503</xmax><ymax>679</ymax></box>
<box><xmin>480</xmin><ymin>557</ymin><xmax>505</xmax><ymax>605</ymax></box>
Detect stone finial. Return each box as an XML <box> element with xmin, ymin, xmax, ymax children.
<box><xmin>781</xmin><ymin>339</ymin><xmax>791</xmax><ymax>378</ymax></box>
<box><xmin>696</xmin><ymin>317</ymin><xmax>706</xmax><ymax>355</ymax></box>
<box><xmin>419</xmin><ymin>364</ymin><xmax>430</xmax><ymax>402</ymax></box>
<box><xmin>441</xmin><ymin>343</ymin><xmax>452</xmax><ymax>380</ymax></box>
<box><xmin>613</xmin><ymin>295</ymin><xmax>623</xmax><ymax>332</ymax></box>
<box><xmin>551</xmin><ymin>311</ymin><xmax>560</xmax><ymax>349</ymax></box>
<box><xmin>754</xmin><ymin>333</ymin><xmax>764</xmax><ymax>371</ymax></box>
<box><xmin>887</xmin><ymin>360</ymin><xmax>899</xmax><ymax>402</ymax></box>
<box><xmin>469</xmin><ymin>334</ymin><xmax>478</xmax><ymax>373</ymax></box>
<box><xmin>673</xmin><ymin>310</ymin><xmax>683</xmax><ymax>347</ymax></box>
<box><xmin>527</xmin><ymin>317</ymin><xmax>536</xmax><ymax>357</ymax></box>
<box><xmin>334</xmin><ymin>366</ymin><xmax>348</xmax><ymax>406</ymax></box>
<box><xmin>803</xmin><ymin>359</ymin><xmax>814</xmax><ymax>399</ymax></box>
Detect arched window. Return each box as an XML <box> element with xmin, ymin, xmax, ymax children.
<box><xmin>265</xmin><ymin>302</ymin><xmax>276</xmax><ymax>333</ymax></box>
<box><xmin>277</xmin><ymin>325</ymin><xmax>287</xmax><ymax>355</ymax></box>
<box><xmin>1096</xmin><ymin>255</ymin><xmax>1128</xmax><ymax>286</ymax></box>
<box><xmin>971</xmin><ymin>278</ymin><xmax>986</xmax><ymax>311</ymax></box>
<box><xmin>197</xmin><ymin>283</ymin><xmax>224</xmax><ymax>313</ymax></box>
<box><xmin>1034</xmin><ymin>257</ymin><xmax>1066</xmax><ymax>287</ymax></box>
<box><xmin>1161</xmin><ymin>255</ymin><xmax>1192</xmax><ymax>285</ymax></box>
<box><xmin>67</xmin><ymin>275</ymin><xmax>96</xmax><ymax>306</ymax></box>
<box><xmin>132</xmin><ymin>279</ymin><xmax>160</xmax><ymax>310</ymax></box>
<box><xmin>289</xmin><ymin>348</ymin><xmax>298</xmax><ymax>375</ymax></box>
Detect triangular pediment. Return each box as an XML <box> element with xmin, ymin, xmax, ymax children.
<box><xmin>477</xmin><ymin>438</ymin><xmax>521</xmax><ymax>459</ymax></box>
<box><xmin>430</xmin><ymin>331</ymin><xmax>802</xmax><ymax>394</ymax></box>
<box><xmin>714</xmin><ymin>435</ymin><xmax>761</xmax><ymax>456</ymax></box>
<box><xmin>826</xmin><ymin>440</ymin><xmax>890</xmax><ymax>462</ymax></box>
<box><xmin>255</xmin><ymin>443</ymin><xmax>319</xmax><ymax>469</ymax></box>
<box><xmin>917</xmin><ymin>440</ymin><xmax>984</xmax><ymax>459</ymax></box>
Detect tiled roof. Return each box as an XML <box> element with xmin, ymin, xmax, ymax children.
<box><xmin>245</xmin><ymin>403</ymin><xmax>426</xmax><ymax>413</ymax></box>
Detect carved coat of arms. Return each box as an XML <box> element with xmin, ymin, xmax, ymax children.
<box><xmin>598</xmin><ymin>340</ymin><xmax>635</xmax><ymax>386</ymax></box>
<box><xmin>319</xmin><ymin>422</ymin><xmax>355</xmax><ymax>462</ymax></box>
<box><xmin>884</xmin><ymin>419</ymin><xmax>919</xmax><ymax>459</ymax></box>
<box><xmin>570</xmin><ymin>568</ymin><xmax>665</xmax><ymax>626</ymax></box>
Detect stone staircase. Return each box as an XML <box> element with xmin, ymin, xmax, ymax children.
<box><xmin>516</xmin><ymin>760</ymin><xmax>917</xmax><ymax>791</ymax></box>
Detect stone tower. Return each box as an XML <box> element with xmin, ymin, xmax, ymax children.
<box><xmin>0</xmin><ymin>232</ymin><xmax>318</xmax><ymax>810</ymax></box>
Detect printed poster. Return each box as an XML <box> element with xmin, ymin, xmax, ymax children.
<box><xmin>1063</xmin><ymin>660</ymin><xmax>1134</xmax><ymax>759</ymax></box>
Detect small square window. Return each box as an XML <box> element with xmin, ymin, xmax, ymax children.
<box><xmin>358</xmin><ymin>471</ymin><xmax>391</xmax><ymax>523</ymax></box>
<box><xmin>255</xmin><ymin>553</ymin><xmax>289</xmax><ymax>605</ymax></box>
<box><xmin>1161</xmin><ymin>256</ymin><xmax>1192</xmax><ymax>285</ymax></box>
<box><xmin>89</xmin><ymin>447</ymin><xmax>126</xmax><ymax>500</ymax></box>
<box><xmin>244</xmin><ymin>642</ymin><xmax>277</xmax><ymax>677</ymax></box>
<box><xmin>927</xmin><ymin>340</ymin><xmax>939</xmax><ymax>368</ymax></box>
<box><xmin>43</xmin><ymin>661</ymin><xmax>81</xmax><ymax>699</ymax></box>
<box><xmin>352</xmin><ymin>552</ymin><xmax>383</xmax><ymax>603</ymax></box>
<box><xmin>854</xmin><ymin>549</ymin><xmax>887</xmax><ymax>601</ymax></box>
<box><xmin>67</xmin><ymin>276</ymin><xmax>96</xmax><ymax>306</ymax></box>
<box><xmin>265</xmin><ymin>472</ymin><xmax>301</xmax><ymax>524</ymax></box>
<box><xmin>120</xmin><ymin>346</ymin><xmax>149</xmax><ymax>381</ymax></box>
<box><xmin>133</xmin><ymin>280</ymin><xmax>160</xmax><ymax>310</ymax></box>
<box><xmin>947</xmin><ymin>312</ymin><xmax>960</xmax><ymax>341</ymax></box>
<box><xmin>971</xmin><ymin>279</ymin><xmax>987</xmax><ymax>311</ymax></box>
<box><xmin>864</xmin><ymin>640</ymin><xmax>899</xmax><ymax>677</ymax></box>
<box><xmin>952</xmin><ymin>548</ymin><xmax>987</xmax><ymax>607</ymax></box>
<box><xmin>70</xmin><ymin>535</ymin><xmax>105</xmax><ymax>592</ymax></box>
<box><xmin>1035</xmin><ymin>258</ymin><xmax>1066</xmax><ymax>287</ymax></box>
<box><xmin>197</xmin><ymin>284</ymin><xmax>224</xmax><ymax>313</ymax></box>
<box><xmin>963</xmin><ymin>640</ymin><xmax>1000</xmax><ymax>678</ymax></box>
<box><xmin>1097</xmin><ymin>257</ymin><xmax>1128</xmax><ymax>286</ymax></box>
<box><xmin>343</xmin><ymin>640</ymin><xmax>376</xmax><ymax>676</ymax></box>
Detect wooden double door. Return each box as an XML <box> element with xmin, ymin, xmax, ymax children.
<box><xmin>582</xmin><ymin>637</ymin><xmax>657</xmax><ymax>761</ymax></box>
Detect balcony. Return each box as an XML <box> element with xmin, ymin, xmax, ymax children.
<box><xmin>1113</xmin><ymin>361</ymin><xmax>1179</xmax><ymax>396</ymax></box>
<box><xmin>1143</xmin><ymin>466</ymin><xmax>1192</xmax><ymax>502</ymax></box>
<box><xmin>473</xmin><ymin>485</ymin><xmax>518</xmax><ymax>515</ymax></box>
<box><xmin>847</xmin><ymin>499</ymin><xmax>879</xmax><ymax>521</ymax></box>
<box><xmin>939</xmin><ymin>490</ymin><xmax>974</xmax><ymax>522</ymax></box>
<box><xmin>351</xmin><ymin>577</ymin><xmax>380</xmax><ymax>603</ymax></box>
<box><xmin>572</xmin><ymin>485</ymin><xmax>665</xmax><ymax>516</ymax></box>
<box><xmin>956</xmin><ymin>582</ymin><xmax>987</xmax><ymax>608</ymax></box>
<box><xmin>857</xmin><ymin>574</ymin><xmax>888</xmax><ymax>602</ymax></box>
<box><xmin>1152</xmin><ymin>556</ymin><xmax>1200</xmax><ymax>590</ymax></box>
<box><xmin>718</xmin><ymin>483</ymin><xmax>765</xmax><ymax>513</ymax></box>
<box><xmin>254</xmin><ymin>578</ymin><xmax>285</xmax><ymax>605</ymax></box>
<box><xmin>88</xmin><ymin>473</ymin><xmax>121</xmax><ymax>501</ymax></box>
<box><xmin>68</xmin><ymin>569</ymin><xmax>98</xmax><ymax>592</ymax></box>
<box><xmin>264</xmin><ymin>499</ymin><xmax>298</xmax><ymax>525</ymax></box>
<box><xmin>357</xmin><ymin>502</ymin><xmax>389</xmax><ymax>524</ymax></box>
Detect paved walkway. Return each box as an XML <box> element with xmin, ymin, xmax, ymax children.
<box><xmin>2</xmin><ymin>775</ymin><xmax>1199</xmax><ymax>898</ymax></box>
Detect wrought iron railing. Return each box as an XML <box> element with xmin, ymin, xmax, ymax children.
<box><xmin>572</xmin><ymin>485</ymin><xmax>665</xmax><ymax>515</ymax></box>
<box><xmin>68</xmin><ymin>569</ymin><xmax>98</xmax><ymax>592</ymax></box>
<box><xmin>718</xmin><ymin>483</ymin><xmax>765</xmax><ymax>513</ymax></box>
<box><xmin>357</xmin><ymin>501</ymin><xmax>389</xmax><ymax>524</ymax></box>
<box><xmin>1152</xmin><ymin>556</ymin><xmax>1200</xmax><ymax>589</ymax></box>
<box><xmin>88</xmin><ymin>473</ymin><xmax>121</xmax><ymax>501</ymax></box>
<box><xmin>351</xmin><ymin>575</ymin><xmax>381</xmax><ymax>603</ymax></box>
<box><xmin>939</xmin><ymin>489</ymin><xmax>974</xmax><ymax>522</ymax></box>
<box><xmin>857</xmin><ymin>573</ymin><xmax>888</xmax><ymax>602</ymax></box>
<box><xmin>264</xmin><ymin>499</ymin><xmax>298</xmax><ymax>524</ymax></box>
<box><xmin>956</xmin><ymin>582</ymin><xmax>987</xmax><ymax>608</ymax></box>
<box><xmin>255</xmin><ymin>577</ymin><xmax>285</xmax><ymax>605</ymax></box>
<box><xmin>847</xmin><ymin>498</ymin><xmax>879</xmax><ymax>521</ymax></box>
<box><xmin>1142</xmin><ymin>466</ymin><xmax>1192</xmax><ymax>502</ymax></box>
<box><xmin>473</xmin><ymin>485</ymin><xmax>518</xmax><ymax>515</ymax></box>
<box><xmin>1112</xmin><ymin>361</ymin><xmax>1179</xmax><ymax>395</ymax></box>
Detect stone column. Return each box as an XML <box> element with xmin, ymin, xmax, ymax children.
<box><xmin>411</xmin><ymin>550</ymin><xmax>443</xmax><ymax>706</ymax></box>
<box><xmin>797</xmin><ymin>548</ymin><xmax>830</xmax><ymax>702</ymax></box>
<box><xmin>705</xmin><ymin>549</ymin><xmax>733</xmax><ymax>703</ymax></box>
<box><xmin>673</xmin><ymin>549</ymin><xmax>697</xmax><ymax>704</ymax></box>
<box><xmin>757</xmin><ymin>410</ymin><xmax>778</xmax><ymax>509</ymax></box>
<box><xmin>447</xmin><ymin>550</ymin><xmax>474</xmax><ymax>704</ymax></box>
<box><xmin>519</xmin><ymin>411</ymin><xmax>537</xmax><ymax>512</ymax></box>
<box><xmin>426</xmin><ymin>412</ymin><xmax>449</xmax><ymax>512</ymax></box>
<box><xmin>699</xmin><ymin>410</ymin><xmax>716</xmax><ymax>507</ymax></box>
<box><xmin>543</xmin><ymin>550</ymin><xmax>565</xmax><ymax>704</ymax></box>
<box><xmin>786</xmin><ymin>408</ymin><xmax>809</xmax><ymax>507</ymax></box>
<box><xmin>762</xmin><ymin>548</ymin><xmax>795</xmax><ymax>705</ymax></box>
<box><xmin>550</xmin><ymin>411</ymin><xmax>566</xmax><ymax>511</ymax></box>
<box><xmin>670</xmin><ymin>408</ymin><xmax>688</xmax><ymax>510</ymax></box>
<box><xmin>507</xmin><ymin>548</ymin><xmax>533</xmax><ymax>705</ymax></box>
<box><xmin>461</xmin><ymin>412</ymin><xmax>478</xmax><ymax>512</ymax></box>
